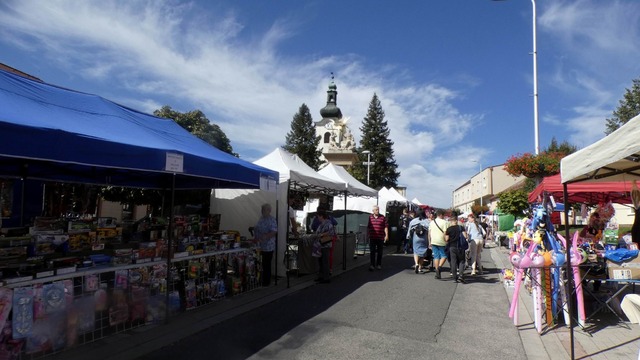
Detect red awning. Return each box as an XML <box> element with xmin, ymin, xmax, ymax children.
<box><xmin>528</xmin><ymin>174</ymin><xmax>634</xmax><ymax>205</ymax></box>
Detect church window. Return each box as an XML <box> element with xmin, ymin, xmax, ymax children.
<box><xmin>324</xmin><ymin>132</ymin><xmax>331</xmax><ymax>143</ymax></box>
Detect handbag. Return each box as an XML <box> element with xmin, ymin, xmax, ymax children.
<box><xmin>458</xmin><ymin>225</ymin><xmax>469</xmax><ymax>251</ymax></box>
<box><xmin>319</xmin><ymin>233</ymin><xmax>333</xmax><ymax>244</ymax></box>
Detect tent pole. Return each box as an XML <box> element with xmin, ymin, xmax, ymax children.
<box><xmin>276</xmin><ymin>185</ymin><xmax>284</xmax><ymax>288</ymax></box>
<box><xmin>563</xmin><ymin>182</ymin><xmax>575</xmax><ymax>359</ymax></box>
<box><xmin>165</xmin><ymin>173</ymin><xmax>176</xmax><ymax>324</ymax></box>
<box><xmin>343</xmin><ymin>190</ymin><xmax>347</xmax><ymax>271</ymax></box>
<box><xmin>19</xmin><ymin>178</ymin><xmax>25</xmax><ymax>227</ymax></box>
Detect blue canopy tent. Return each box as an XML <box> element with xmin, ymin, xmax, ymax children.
<box><xmin>0</xmin><ymin>68</ymin><xmax>280</xmax><ymax>324</ymax></box>
<box><xmin>0</xmin><ymin>69</ymin><xmax>277</xmax><ymax>190</ymax></box>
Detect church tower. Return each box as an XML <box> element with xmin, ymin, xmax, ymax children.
<box><xmin>314</xmin><ymin>75</ymin><xmax>358</xmax><ymax>167</ymax></box>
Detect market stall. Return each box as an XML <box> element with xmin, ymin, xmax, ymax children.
<box><xmin>317</xmin><ymin>164</ymin><xmax>377</xmax><ymax>269</ymax></box>
<box><xmin>211</xmin><ymin>148</ymin><xmax>346</xmax><ymax>282</ymax></box>
<box><xmin>0</xmin><ymin>68</ymin><xmax>279</xmax><ymax>358</ymax></box>
<box><xmin>560</xmin><ymin>113</ymin><xmax>640</xmax><ymax>358</ymax></box>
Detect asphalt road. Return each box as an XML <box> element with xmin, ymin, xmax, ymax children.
<box><xmin>142</xmin><ymin>252</ymin><xmax>528</xmax><ymax>360</ymax></box>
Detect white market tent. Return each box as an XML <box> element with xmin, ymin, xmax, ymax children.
<box><xmin>561</xmin><ymin>114</ymin><xmax>640</xmax><ymax>184</ymax></box>
<box><xmin>211</xmin><ymin>148</ymin><xmax>345</xmax><ymax>278</ymax></box>
<box><xmin>318</xmin><ymin>163</ymin><xmax>377</xmax><ymax>197</ymax></box>
<box><xmin>306</xmin><ymin>186</ymin><xmax>407</xmax><ymax>215</ymax></box>
<box><xmin>559</xmin><ymin>113</ymin><xmax>640</xmax><ymax>357</ymax></box>
<box><xmin>387</xmin><ymin>187</ymin><xmax>408</xmax><ymax>202</ymax></box>
<box><xmin>411</xmin><ymin>198</ymin><xmax>423</xmax><ymax>206</ymax></box>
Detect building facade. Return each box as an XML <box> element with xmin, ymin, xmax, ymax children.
<box><xmin>452</xmin><ymin>164</ymin><xmax>526</xmax><ymax>214</ymax></box>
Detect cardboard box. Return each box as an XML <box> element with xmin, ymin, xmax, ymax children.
<box><xmin>607</xmin><ymin>256</ymin><xmax>640</xmax><ymax>280</ymax></box>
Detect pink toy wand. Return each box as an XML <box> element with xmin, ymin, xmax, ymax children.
<box><xmin>509</xmin><ymin>232</ymin><xmax>537</xmax><ymax>321</ymax></box>
<box><xmin>557</xmin><ymin>232</ymin><xmax>585</xmax><ymax>327</ymax></box>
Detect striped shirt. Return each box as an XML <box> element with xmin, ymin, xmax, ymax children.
<box><xmin>368</xmin><ymin>214</ymin><xmax>388</xmax><ymax>241</ymax></box>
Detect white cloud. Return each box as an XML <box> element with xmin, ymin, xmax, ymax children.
<box><xmin>539</xmin><ymin>0</ymin><xmax>640</xmax><ymax>148</ymax></box>
<box><xmin>0</xmin><ymin>0</ymin><xmax>492</xmax><ymax>208</ymax></box>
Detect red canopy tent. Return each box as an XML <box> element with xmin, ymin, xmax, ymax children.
<box><xmin>528</xmin><ymin>174</ymin><xmax>633</xmax><ymax>205</ymax></box>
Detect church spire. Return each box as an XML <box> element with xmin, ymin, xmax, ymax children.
<box><xmin>320</xmin><ymin>72</ymin><xmax>342</xmax><ymax>119</ymax></box>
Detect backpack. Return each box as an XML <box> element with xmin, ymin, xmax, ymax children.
<box><xmin>414</xmin><ymin>223</ymin><xmax>426</xmax><ymax>237</ymax></box>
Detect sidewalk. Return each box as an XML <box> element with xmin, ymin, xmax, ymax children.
<box><xmin>490</xmin><ymin>244</ymin><xmax>640</xmax><ymax>360</ymax></box>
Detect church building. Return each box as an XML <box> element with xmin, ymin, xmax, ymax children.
<box><xmin>314</xmin><ymin>77</ymin><xmax>358</xmax><ymax>167</ymax></box>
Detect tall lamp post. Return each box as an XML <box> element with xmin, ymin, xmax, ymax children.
<box><xmin>362</xmin><ymin>150</ymin><xmax>375</xmax><ymax>185</ymax></box>
<box><xmin>494</xmin><ymin>0</ymin><xmax>539</xmax><ymax>155</ymax></box>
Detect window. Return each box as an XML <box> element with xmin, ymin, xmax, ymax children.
<box><xmin>324</xmin><ymin>132</ymin><xmax>331</xmax><ymax>143</ymax></box>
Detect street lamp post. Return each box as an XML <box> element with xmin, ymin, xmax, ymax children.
<box><xmin>493</xmin><ymin>0</ymin><xmax>539</xmax><ymax>155</ymax></box>
<box><xmin>362</xmin><ymin>150</ymin><xmax>375</xmax><ymax>185</ymax></box>
<box><xmin>531</xmin><ymin>0</ymin><xmax>540</xmax><ymax>155</ymax></box>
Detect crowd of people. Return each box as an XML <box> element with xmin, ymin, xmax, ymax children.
<box><xmin>400</xmin><ymin>208</ymin><xmax>490</xmax><ymax>283</ymax></box>
<box><xmin>253</xmin><ymin>202</ymin><xmax>492</xmax><ymax>287</ymax></box>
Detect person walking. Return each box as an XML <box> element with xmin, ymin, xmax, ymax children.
<box><xmin>428</xmin><ymin>209</ymin><xmax>448</xmax><ymax>279</ymax></box>
<box><xmin>407</xmin><ymin>208</ymin><xmax>430</xmax><ymax>273</ymax></box>
<box><xmin>367</xmin><ymin>205</ymin><xmax>388</xmax><ymax>271</ymax></box>
<box><xmin>253</xmin><ymin>203</ymin><xmax>277</xmax><ymax>286</ymax></box>
<box><xmin>397</xmin><ymin>208</ymin><xmax>411</xmax><ymax>254</ymax></box>
<box><xmin>445</xmin><ymin>216</ymin><xmax>468</xmax><ymax>283</ymax></box>
<box><xmin>466</xmin><ymin>214</ymin><xmax>485</xmax><ymax>275</ymax></box>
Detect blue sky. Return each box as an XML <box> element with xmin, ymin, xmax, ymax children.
<box><xmin>1</xmin><ymin>0</ymin><xmax>639</xmax><ymax>208</ymax></box>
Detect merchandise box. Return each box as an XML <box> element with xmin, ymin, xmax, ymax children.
<box><xmin>68</xmin><ymin>220</ymin><xmax>93</xmax><ymax>232</ymax></box>
<box><xmin>96</xmin><ymin>227</ymin><xmax>122</xmax><ymax>243</ymax></box>
<box><xmin>607</xmin><ymin>255</ymin><xmax>640</xmax><ymax>280</ymax></box>
<box><xmin>97</xmin><ymin>217</ymin><xmax>118</xmax><ymax>228</ymax></box>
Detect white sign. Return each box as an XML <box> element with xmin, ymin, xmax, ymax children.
<box><xmin>165</xmin><ymin>152</ymin><xmax>184</xmax><ymax>173</ymax></box>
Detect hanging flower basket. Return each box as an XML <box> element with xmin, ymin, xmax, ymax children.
<box><xmin>504</xmin><ymin>152</ymin><xmax>563</xmax><ymax>178</ymax></box>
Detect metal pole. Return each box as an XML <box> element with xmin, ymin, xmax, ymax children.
<box><xmin>532</xmin><ymin>0</ymin><xmax>540</xmax><ymax>155</ymax></box>
<box><xmin>367</xmin><ymin>152</ymin><xmax>371</xmax><ymax>185</ymax></box>
<box><xmin>562</xmin><ymin>182</ymin><xmax>575</xmax><ymax>359</ymax></box>
<box><xmin>362</xmin><ymin>150</ymin><xmax>373</xmax><ymax>186</ymax></box>
<box><xmin>479</xmin><ymin>163</ymin><xmax>483</xmax><ymax>208</ymax></box>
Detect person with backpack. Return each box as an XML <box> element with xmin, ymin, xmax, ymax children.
<box><xmin>466</xmin><ymin>214</ymin><xmax>486</xmax><ymax>275</ymax></box>
<box><xmin>445</xmin><ymin>216</ymin><xmax>469</xmax><ymax>283</ymax></box>
<box><xmin>407</xmin><ymin>208</ymin><xmax>430</xmax><ymax>273</ymax></box>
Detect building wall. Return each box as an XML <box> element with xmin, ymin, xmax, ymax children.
<box><xmin>452</xmin><ymin>164</ymin><xmax>525</xmax><ymax>214</ymax></box>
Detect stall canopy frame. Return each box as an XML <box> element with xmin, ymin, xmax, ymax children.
<box><xmin>0</xmin><ymin>68</ymin><xmax>278</xmax><ymax>190</ymax></box>
<box><xmin>559</xmin><ymin>113</ymin><xmax>640</xmax><ymax>359</ymax></box>
<box><xmin>528</xmin><ymin>174</ymin><xmax>633</xmax><ymax>205</ymax></box>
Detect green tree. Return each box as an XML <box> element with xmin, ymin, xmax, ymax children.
<box><xmin>282</xmin><ymin>103</ymin><xmax>323</xmax><ymax>170</ymax></box>
<box><xmin>605</xmin><ymin>78</ymin><xmax>640</xmax><ymax>134</ymax></box>
<box><xmin>545</xmin><ymin>137</ymin><xmax>577</xmax><ymax>155</ymax></box>
<box><xmin>497</xmin><ymin>189</ymin><xmax>530</xmax><ymax>217</ymax></box>
<box><xmin>351</xmin><ymin>93</ymin><xmax>400</xmax><ymax>189</ymax></box>
<box><xmin>154</xmin><ymin>106</ymin><xmax>237</xmax><ymax>156</ymax></box>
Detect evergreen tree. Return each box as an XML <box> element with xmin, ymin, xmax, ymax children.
<box><xmin>154</xmin><ymin>106</ymin><xmax>237</xmax><ymax>156</ymax></box>
<box><xmin>605</xmin><ymin>78</ymin><xmax>640</xmax><ymax>135</ymax></box>
<box><xmin>544</xmin><ymin>137</ymin><xmax>577</xmax><ymax>155</ymax></box>
<box><xmin>352</xmin><ymin>93</ymin><xmax>400</xmax><ymax>189</ymax></box>
<box><xmin>283</xmin><ymin>103</ymin><xmax>323</xmax><ymax>170</ymax></box>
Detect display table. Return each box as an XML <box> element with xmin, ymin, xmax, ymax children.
<box><xmin>288</xmin><ymin>233</ymin><xmax>356</xmax><ymax>275</ymax></box>
<box><xmin>583</xmin><ymin>278</ymin><xmax>640</xmax><ymax>323</ymax></box>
